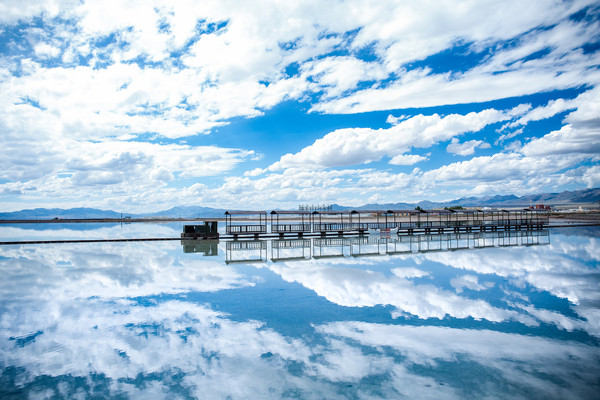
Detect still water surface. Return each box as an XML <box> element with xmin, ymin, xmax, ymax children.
<box><xmin>0</xmin><ymin>224</ymin><xmax>599</xmax><ymax>399</ymax></box>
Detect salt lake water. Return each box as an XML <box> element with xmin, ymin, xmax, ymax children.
<box><xmin>0</xmin><ymin>223</ymin><xmax>599</xmax><ymax>399</ymax></box>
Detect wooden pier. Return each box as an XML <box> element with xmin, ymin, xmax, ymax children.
<box><xmin>221</xmin><ymin>208</ymin><xmax>549</xmax><ymax>239</ymax></box>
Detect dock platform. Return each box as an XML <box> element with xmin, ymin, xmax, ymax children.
<box><xmin>217</xmin><ymin>208</ymin><xmax>550</xmax><ymax>239</ymax></box>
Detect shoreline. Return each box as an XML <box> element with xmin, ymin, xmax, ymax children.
<box><xmin>0</xmin><ymin>223</ymin><xmax>597</xmax><ymax>246</ymax></box>
<box><xmin>1</xmin><ymin>212</ymin><xmax>599</xmax><ymax>225</ymax></box>
<box><xmin>0</xmin><ymin>217</ymin><xmax>221</xmax><ymax>224</ymax></box>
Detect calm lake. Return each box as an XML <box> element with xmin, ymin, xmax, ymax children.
<box><xmin>0</xmin><ymin>223</ymin><xmax>599</xmax><ymax>399</ymax></box>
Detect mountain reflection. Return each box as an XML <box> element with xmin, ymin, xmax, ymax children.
<box><xmin>1</xmin><ymin>227</ymin><xmax>599</xmax><ymax>399</ymax></box>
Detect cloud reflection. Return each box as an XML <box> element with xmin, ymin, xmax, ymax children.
<box><xmin>267</xmin><ymin>260</ymin><xmax>533</xmax><ymax>324</ymax></box>
<box><xmin>0</xmin><ymin>228</ymin><xmax>599</xmax><ymax>398</ymax></box>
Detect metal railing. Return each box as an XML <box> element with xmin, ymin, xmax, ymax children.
<box><xmin>271</xmin><ymin>223</ymin><xmax>311</xmax><ymax>233</ymax></box>
<box><xmin>226</xmin><ymin>224</ymin><xmax>267</xmax><ymax>234</ymax></box>
<box><xmin>313</xmin><ymin>223</ymin><xmax>354</xmax><ymax>232</ymax></box>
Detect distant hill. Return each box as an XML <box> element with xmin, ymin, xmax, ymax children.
<box><xmin>142</xmin><ymin>206</ymin><xmax>226</xmax><ymax>218</ymax></box>
<box><xmin>0</xmin><ymin>206</ymin><xmax>226</xmax><ymax>220</ymax></box>
<box><xmin>349</xmin><ymin>189</ymin><xmax>599</xmax><ymax>210</ymax></box>
<box><xmin>1</xmin><ymin>188</ymin><xmax>598</xmax><ymax>220</ymax></box>
<box><xmin>338</xmin><ymin>188</ymin><xmax>600</xmax><ymax>210</ymax></box>
<box><xmin>0</xmin><ymin>207</ymin><xmax>122</xmax><ymax>220</ymax></box>
<box><xmin>454</xmin><ymin>188</ymin><xmax>600</xmax><ymax>207</ymax></box>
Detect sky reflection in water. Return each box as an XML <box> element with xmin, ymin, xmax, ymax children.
<box><xmin>0</xmin><ymin>226</ymin><xmax>599</xmax><ymax>399</ymax></box>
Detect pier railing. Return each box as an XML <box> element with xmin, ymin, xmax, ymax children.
<box><xmin>226</xmin><ymin>224</ymin><xmax>267</xmax><ymax>234</ymax></box>
<box><xmin>313</xmin><ymin>222</ymin><xmax>355</xmax><ymax>232</ymax></box>
<box><xmin>271</xmin><ymin>223</ymin><xmax>311</xmax><ymax>233</ymax></box>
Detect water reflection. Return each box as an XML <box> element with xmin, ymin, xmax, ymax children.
<box><xmin>0</xmin><ymin>227</ymin><xmax>598</xmax><ymax>399</ymax></box>
<box><xmin>210</xmin><ymin>229</ymin><xmax>550</xmax><ymax>264</ymax></box>
<box><xmin>181</xmin><ymin>240</ymin><xmax>219</xmax><ymax>256</ymax></box>
<box><xmin>271</xmin><ymin>238</ymin><xmax>311</xmax><ymax>262</ymax></box>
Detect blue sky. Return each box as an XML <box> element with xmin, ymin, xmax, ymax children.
<box><xmin>0</xmin><ymin>0</ymin><xmax>599</xmax><ymax>212</ymax></box>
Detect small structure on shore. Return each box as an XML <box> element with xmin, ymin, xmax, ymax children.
<box><xmin>181</xmin><ymin>222</ymin><xmax>219</xmax><ymax>239</ymax></box>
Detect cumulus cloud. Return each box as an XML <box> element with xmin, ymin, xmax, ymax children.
<box><xmin>267</xmin><ymin>260</ymin><xmax>530</xmax><ymax>323</ymax></box>
<box><xmin>389</xmin><ymin>154</ymin><xmax>428</xmax><ymax>165</ymax></box>
<box><xmin>450</xmin><ymin>274</ymin><xmax>493</xmax><ymax>293</ymax></box>
<box><xmin>421</xmin><ymin>152</ymin><xmax>585</xmax><ymax>183</ymax></box>
<box><xmin>421</xmin><ymin>233</ymin><xmax>600</xmax><ymax>335</ymax></box>
<box><xmin>32</xmin><ymin>42</ymin><xmax>61</xmax><ymax>58</ymax></box>
<box><xmin>498</xmin><ymin>86</ymin><xmax>600</xmax><ymax>158</ymax></box>
<box><xmin>0</xmin><ymin>138</ymin><xmax>255</xmax><ymax>211</ymax></box>
<box><xmin>521</xmin><ymin>124</ymin><xmax>600</xmax><ymax>156</ymax></box>
<box><xmin>508</xmin><ymin>98</ymin><xmax>575</xmax><ymax>127</ymax></box>
<box><xmin>269</xmin><ymin>109</ymin><xmax>509</xmax><ymax>170</ymax></box>
<box><xmin>446</xmin><ymin>138</ymin><xmax>491</xmax><ymax>156</ymax></box>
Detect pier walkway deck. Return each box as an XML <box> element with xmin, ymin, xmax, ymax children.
<box><xmin>219</xmin><ymin>208</ymin><xmax>549</xmax><ymax>239</ymax></box>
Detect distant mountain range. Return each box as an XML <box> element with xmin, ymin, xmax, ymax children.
<box><xmin>1</xmin><ymin>188</ymin><xmax>598</xmax><ymax>220</ymax></box>
<box><xmin>351</xmin><ymin>188</ymin><xmax>600</xmax><ymax>211</ymax></box>
<box><xmin>0</xmin><ymin>206</ymin><xmax>227</xmax><ymax>220</ymax></box>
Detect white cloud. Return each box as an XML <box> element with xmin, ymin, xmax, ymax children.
<box><xmin>521</xmin><ymin>124</ymin><xmax>600</xmax><ymax>156</ymax></box>
<box><xmin>446</xmin><ymin>138</ymin><xmax>491</xmax><ymax>156</ymax></box>
<box><xmin>0</xmin><ymin>138</ymin><xmax>255</xmax><ymax>212</ymax></box>
<box><xmin>564</xmin><ymin>86</ymin><xmax>600</xmax><ymax>128</ymax></box>
<box><xmin>421</xmin><ymin>234</ymin><xmax>600</xmax><ymax>335</ymax></box>
<box><xmin>301</xmin><ymin>56</ymin><xmax>389</xmax><ymax>98</ymax></box>
<box><xmin>391</xmin><ymin>267</ymin><xmax>429</xmax><ymax>279</ymax></box>
<box><xmin>496</xmin><ymin>127</ymin><xmax>524</xmax><ymax>145</ymax></box>
<box><xmin>270</xmin><ymin>109</ymin><xmax>509</xmax><ymax>170</ymax></box>
<box><xmin>509</xmin><ymin>87</ymin><xmax>600</xmax><ymax>158</ymax></box>
<box><xmin>450</xmin><ymin>275</ymin><xmax>493</xmax><ymax>293</ymax></box>
<box><xmin>389</xmin><ymin>154</ymin><xmax>427</xmax><ymax>165</ymax></box>
<box><xmin>318</xmin><ymin>321</ymin><xmax>600</xmax><ymax>398</ymax></box>
<box><xmin>0</xmin><ymin>0</ymin><xmax>78</xmax><ymax>24</ymax></box>
<box><xmin>267</xmin><ymin>260</ymin><xmax>530</xmax><ymax>323</ymax></box>
<box><xmin>33</xmin><ymin>42</ymin><xmax>61</xmax><ymax>58</ymax></box>
<box><xmin>509</xmin><ymin>99</ymin><xmax>575</xmax><ymax>127</ymax></box>
<box><xmin>421</xmin><ymin>152</ymin><xmax>585</xmax><ymax>183</ymax></box>
<box><xmin>312</xmin><ymin>7</ymin><xmax>600</xmax><ymax>113</ymax></box>
<box><xmin>313</xmin><ymin>64</ymin><xmax>600</xmax><ymax>114</ymax></box>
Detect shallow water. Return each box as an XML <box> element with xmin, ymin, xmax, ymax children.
<box><xmin>0</xmin><ymin>225</ymin><xmax>599</xmax><ymax>399</ymax></box>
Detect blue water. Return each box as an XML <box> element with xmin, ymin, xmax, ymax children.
<box><xmin>0</xmin><ymin>225</ymin><xmax>598</xmax><ymax>399</ymax></box>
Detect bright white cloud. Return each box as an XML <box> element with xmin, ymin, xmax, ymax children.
<box><xmin>389</xmin><ymin>154</ymin><xmax>428</xmax><ymax>165</ymax></box>
<box><xmin>312</xmin><ymin>7</ymin><xmax>600</xmax><ymax>113</ymax></box>
<box><xmin>450</xmin><ymin>274</ymin><xmax>493</xmax><ymax>293</ymax></box>
<box><xmin>446</xmin><ymin>138</ymin><xmax>491</xmax><ymax>156</ymax></box>
<box><xmin>267</xmin><ymin>260</ymin><xmax>531</xmax><ymax>323</ymax></box>
<box><xmin>420</xmin><ymin>234</ymin><xmax>600</xmax><ymax>335</ymax></box>
<box><xmin>32</xmin><ymin>42</ymin><xmax>61</xmax><ymax>58</ymax></box>
<box><xmin>422</xmin><ymin>152</ymin><xmax>585</xmax><ymax>183</ymax></box>
<box><xmin>509</xmin><ymin>99</ymin><xmax>575</xmax><ymax>127</ymax></box>
<box><xmin>521</xmin><ymin>124</ymin><xmax>600</xmax><ymax>156</ymax></box>
<box><xmin>270</xmin><ymin>109</ymin><xmax>509</xmax><ymax>170</ymax></box>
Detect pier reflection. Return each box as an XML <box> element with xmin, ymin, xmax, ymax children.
<box><xmin>225</xmin><ymin>239</ymin><xmax>268</xmax><ymax>264</ymax></box>
<box><xmin>181</xmin><ymin>240</ymin><xmax>219</xmax><ymax>255</ymax></box>
<box><xmin>184</xmin><ymin>229</ymin><xmax>550</xmax><ymax>263</ymax></box>
<box><xmin>271</xmin><ymin>238</ymin><xmax>311</xmax><ymax>262</ymax></box>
